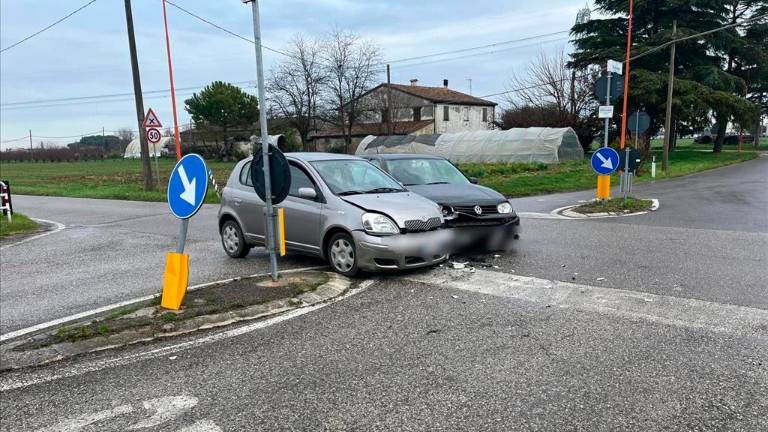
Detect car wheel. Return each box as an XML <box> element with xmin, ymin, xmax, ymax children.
<box><xmin>221</xmin><ymin>220</ymin><xmax>251</xmax><ymax>258</ymax></box>
<box><xmin>327</xmin><ymin>232</ymin><xmax>358</xmax><ymax>276</ymax></box>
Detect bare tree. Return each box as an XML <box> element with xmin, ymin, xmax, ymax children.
<box><xmin>267</xmin><ymin>35</ymin><xmax>327</xmax><ymax>150</ymax></box>
<box><xmin>322</xmin><ymin>29</ymin><xmax>382</xmax><ymax>152</ymax></box>
<box><xmin>503</xmin><ymin>49</ymin><xmax>600</xmax><ymax>151</ymax></box>
<box><xmin>116</xmin><ymin>127</ymin><xmax>135</xmax><ymax>144</ymax></box>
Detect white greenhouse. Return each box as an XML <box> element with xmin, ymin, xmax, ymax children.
<box><xmin>355</xmin><ymin>127</ymin><xmax>583</xmax><ymax>163</ymax></box>
<box><xmin>123</xmin><ymin>137</ymin><xmax>173</xmax><ymax>158</ymax></box>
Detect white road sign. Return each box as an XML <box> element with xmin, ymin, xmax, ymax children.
<box><xmin>607</xmin><ymin>59</ymin><xmax>623</xmax><ymax>75</ymax></box>
<box><xmin>598</xmin><ymin>105</ymin><xmax>615</xmax><ymax>119</ymax></box>
<box><xmin>146</xmin><ymin>127</ymin><xmax>162</xmax><ymax>144</ymax></box>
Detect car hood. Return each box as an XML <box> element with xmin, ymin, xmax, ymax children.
<box><xmin>406</xmin><ymin>183</ymin><xmax>505</xmax><ymax>206</ymax></box>
<box><xmin>340</xmin><ymin>192</ymin><xmax>442</xmax><ymax>228</ymax></box>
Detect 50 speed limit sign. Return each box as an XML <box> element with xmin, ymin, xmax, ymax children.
<box><xmin>146</xmin><ymin>127</ymin><xmax>162</xmax><ymax>144</ymax></box>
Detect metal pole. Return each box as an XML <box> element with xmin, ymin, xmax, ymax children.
<box><xmin>28</xmin><ymin>129</ymin><xmax>33</xmax><ymax>160</ymax></box>
<box><xmin>603</xmin><ymin>72</ymin><xmax>612</xmax><ymax>148</ymax></box>
<box><xmin>249</xmin><ymin>0</ymin><xmax>278</xmax><ymax>281</ymax></box>
<box><xmin>662</xmin><ymin>20</ymin><xmax>677</xmax><ymax>173</ymax></box>
<box><xmin>176</xmin><ymin>218</ymin><xmax>189</xmax><ymax>253</ymax></box>
<box><xmin>123</xmin><ymin>0</ymin><xmax>154</xmax><ymax>190</ymax></box>
<box><xmin>623</xmin><ymin>147</ymin><xmax>630</xmax><ymax>200</ymax></box>
<box><xmin>618</xmin><ymin>0</ymin><xmax>635</xmax><ymax>150</ymax></box>
<box><xmin>634</xmin><ymin>110</ymin><xmax>639</xmax><ymax>148</ymax></box>
<box><xmin>386</xmin><ymin>64</ymin><xmax>393</xmax><ymax>136</ymax></box>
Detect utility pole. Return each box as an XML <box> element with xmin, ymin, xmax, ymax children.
<box><xmin>246</xmin><ymin>0</ymin><xmax>278</xmax><ymax>281</ymax></box>
<box><xmin>386</xmin><ymin>64</ymin><xmax>393</xmax><ymax>136</ymax></box>
<box><xmin>618</xmin><ymin>0</ymin><xmax>635</xmax><ymax>151</ymax></box>
<box><xmin>123</xmin><ymin>0</ymin><xmax>154</xmax><ymax>190</ymax></box>
<box><xmin>662</xmin><ymin>20</ymin><xmax>677</xmax><ymax>173</ymax></box>
<box><xmin>466</xmin><ymin>78</ymin><xmax>473</xmax><ymax>95</ymax></box>
<box><xmin>102</xmin><ymin>126</ymin><xmax>105</xmax><ymax>159</ymax></box>
<box><xmin>28</xmin><ymin>129</ymin><xmax>33</xmax><ymax>160</ymax></box>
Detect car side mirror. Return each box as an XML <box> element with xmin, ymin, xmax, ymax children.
<box><xmin>469</xmin><ymin>177</ymin><xmax>479</xmax><ymax>184</ymax></box>
<box><xmin>297</xmin><ymin>187</ymin><xmax>317</xmax><ymax>199</ymax></box>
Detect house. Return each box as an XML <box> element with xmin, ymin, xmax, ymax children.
<box><xmin>311</xmin><ymin>79</ymin><xmax>497</xmax><ymax>152</ymax></box>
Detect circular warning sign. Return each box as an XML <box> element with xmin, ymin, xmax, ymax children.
<box><xmin>146</xmin><ymin>127</ymin><xmax>162</xmax><ymax>144</ymax></box>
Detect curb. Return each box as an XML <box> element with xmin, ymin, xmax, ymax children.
<box><xmin>0</xmin><ymin>272</ymin><xmax>350</xmax><ymax>371</ymax></box>
<box><xmin>557</xmin><ymin>198</ymin><xmax>659</xmax><ymax>219</ymax></box>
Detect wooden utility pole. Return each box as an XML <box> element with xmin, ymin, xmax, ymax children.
<box><xmin>28</xmin><ymin>129</ymin><xmax>33</xmax><ymax>160</ymax></box>
<box><xmin>386</xmin><ymin>64</ymin><xmax>393</xmax><ymax>136</ymax></box>
<box><xmin>123</xmin><ymin>0</ymin><xmax>154</xmax><ymax>190</ymax></box>
<box><xmin>662</xmin><ymin>20</ymin><xmax>677</xmax><ymax>173</ymax></box>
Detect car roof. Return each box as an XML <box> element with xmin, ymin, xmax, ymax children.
<box><xmin>286</xmin><ymin>152</ymin><xmax>364</xmax><ymax>162</ymax></box>
<box><xmin>363</xmin><ymin>153</ymin><xmax>446</xmax><ymax>161</ymax></box>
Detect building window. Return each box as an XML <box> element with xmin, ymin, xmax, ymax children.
<box><xmin>463</xmin><ymin>107</ymin><xmax>469</xmax><ymax>122</ymax></box>
<box><xmin>381</xmin><ymin>109</ymin><xmax>389</xmax><ymax>123</ymax></box>
<box><xmin>413</xmin><ymin>107</ymin><xmax>422</xmax><ymax>121</ymax></box>
<box><xmin>482</xmin><ymin>108</ymin><xmax>488</xmax><ymax>122</ymax></box>
<box><xmin>443</xmin><ymin>105</ymin><xmax>449</xmax><ymax>121</ymax></box>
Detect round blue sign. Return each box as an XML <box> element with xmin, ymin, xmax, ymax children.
<box><xmin>167</xmin><ymin>154</ymin><xmax>209</xmax><ymax>219</ymax></box>
<box><xmin>591</xmin><ymin>147</ymin><xmax>620</xmax><ymax>175</ymax></box>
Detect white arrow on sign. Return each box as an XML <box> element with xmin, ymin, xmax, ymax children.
<box><xmin>178</xmin><ymin>165</ymin><xmax>197</xmax><ymax>205</ymax></box>
<box><xmin>596</xmin><ymin>152</ymin><xmax>614</xmax><ymax>170</ymax></box>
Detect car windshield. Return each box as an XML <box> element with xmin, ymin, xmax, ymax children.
<box><xmin>385</xmin><ymin>158</ymin><xmax>470</xmax><ymax>186</ymax></box>
<box><xmin>310</xmin><ymin>160</ymin><xmax>406</xmax><ymax>195</ymax></box>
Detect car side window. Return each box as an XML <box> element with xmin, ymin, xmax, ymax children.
<box><xmin>239</xmin><ymin>162</ymin><xmax>253</xmax><ymax>187</ymax></box>
<box><xmin>288</xmin><ymin>164</ymin><xmax>319</xmax><ymax>200</ymax></box>
<box><xmin>368</xmin><ymin>158</ymin><xmax>382</xmax><ymax>169</ymax></box>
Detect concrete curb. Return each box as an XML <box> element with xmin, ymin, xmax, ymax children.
<box><xmin>557</xmin><ymin>198</ymin><xmax>659</xmax><ymax>219</ymax></box>
<box><xmin>0</xmin><ymin>272</ymin><xmax>350</xmax><ymax>371</ymax></box>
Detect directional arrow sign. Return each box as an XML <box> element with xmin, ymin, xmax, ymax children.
<box><xmin>167</xmin><ymin>154</ymin><xmax>208</xmax><ymax>219</ymax></box>
<box><xmin>591</xmin><ymin>147</ymin><xmax>620</xmax><ymax>175</ymax></box>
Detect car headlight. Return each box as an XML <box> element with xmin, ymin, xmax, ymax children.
<box><xmin>362</xmin><ymin>212</ymin><xmax>400</xmax><ymax>235</ymax></box>
<box><xmin>497</xmin><ymin>201</ymin><xmax>514</xmax><ymax>214</ymax></box>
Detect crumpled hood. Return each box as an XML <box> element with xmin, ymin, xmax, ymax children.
<box><xmin>406</xmin><ymin>183</ymin><xmax>505</xmax><ymax>206</ymax></box>
<box><xmin>341</xmin><ymin>192</ymin><xmax>442</xmax><ymax>228</ymax></box>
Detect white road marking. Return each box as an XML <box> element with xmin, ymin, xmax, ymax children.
<box><xmin>0</xmin><ymin>265</ymin><xmax>327</xmax><ymax>343</ymax></box>
<box><xmin>128</xmin><ymin>396</ymin><xmax>198</xmax><ymax>430</ymax></box>
<box><xmin>0</xmin><ymin>279</ymin><xmax>377</xmax><ymax>392</ymax></box>
<box><xmin>178</xmin><ymin>420</ymin><xmax>223</xmax><ymax>432</ymax></box>
<box><xmin>36</xmin><ymin>404</ymin><xmax>134</xmax><ymax>432</ymax></box>
<box><xmin>517</xmin><ymin>211</ymin><xmax>569</xmax><ymax>220</ymax></box>
<box><xmin>402</xmin><ymin>268</ymin><xmax>768</xmax><ymax>335</ymax></box>
<box><xmin>0</xmin><ymin>218</ymin><xmax>65</xmax><ymax>250</ymax></box>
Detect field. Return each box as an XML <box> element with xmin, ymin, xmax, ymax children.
<box><xmin>648</xmin><ymin>136</ymin><xmax>768</xmax><ymax>151</ymax></box>
<box><xmin>0</xmin><ymin>150</ymin><xmax>759</xmax><ymax>202</ymax></box>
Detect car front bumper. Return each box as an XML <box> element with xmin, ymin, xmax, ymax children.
<box><xmin>447</xmin><ymin>214</ymin><xmax>521</xmax><ymax>252</ymax></box>
<box><xmin>353</xmin><ymin>229</ymin><xmax>451</xmax><ymax>272</ymax></box>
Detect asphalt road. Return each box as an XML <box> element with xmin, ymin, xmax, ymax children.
<box><xmin>1</xmin><ymin>156</ymin><xmax>766</xmax><ymax>430</ymax></box>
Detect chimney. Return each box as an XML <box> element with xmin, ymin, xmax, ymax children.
<box><xmin>410</xmin><ymin>79</ymin><xmax>419</xmax><ymax>86</ymax></box>
<box><xmin>443</xmin><ymin>79</ymin><xmax>449</xmax><ymax>88</ymax></box>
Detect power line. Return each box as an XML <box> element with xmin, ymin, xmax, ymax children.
<box><xmin>164</xmin><ymin>0</ymin><xmax>293</xmax><ymax>58</ymax></box>
<box><xmin>0</xmin><ymin>0</ymin><xmax>99</xmax><ymax>54</ymax></box>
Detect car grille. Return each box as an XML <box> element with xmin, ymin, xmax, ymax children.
<box><xmin>404</xmin><ymin>217</ymin><xmax>442</xmax><ymax>232</ymax></box>
<box><xmin>447</xmin><ymin>218</ymin><xmax>511</xmax><ymax>227</ymax></box>
<box><xmin>453</xmin><ymin>205</ymin><xmax>498</xmax><ymax>215</ymax></box>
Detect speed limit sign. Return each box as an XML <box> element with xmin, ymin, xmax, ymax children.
<box><xmin>146</xmin><ymin>127</ymin><xmax>162</xmax><ymax>144</ymax></box>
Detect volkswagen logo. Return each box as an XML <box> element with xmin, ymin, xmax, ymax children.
<box><xmin>474</xmin><ymin>205</ymin><xmax>483</xmax><ymax>215</ymax></box>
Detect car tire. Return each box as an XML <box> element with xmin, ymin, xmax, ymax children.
<box><xmin>327</xmin><ymin>232</ymin><xmax>359</xmax><ymax>277</ymax></box>
<box><xmin>221</xmin><ymin>220</ymin><xmax>251</xmax><ymax>258</ymax></box>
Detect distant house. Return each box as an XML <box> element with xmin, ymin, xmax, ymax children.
<box><xmin>311</xmin><ymin>79</ymin><xmax>497</xmax><ymax>152</ymax></box>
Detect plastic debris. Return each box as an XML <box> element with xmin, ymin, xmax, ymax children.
<box><xmin>596</xmin><ymin>277</ymin><xmax>606</xmax><ymax>281</ymax></box>
<box><xmin>493</xmin><ymin>254</ymin><xmax>501</xmax><ymax>258</ymax></box>
<box><xmin>451</xmin><ymin>261</ymin><xmax>467</xmax><ymax>269</ymax></box>
<box><xmin>169</xmin><ymin>356</ymin><xmax>178</xmax><ymax>360</ymax></box>
<box><xmin>493</xmin><ymin>265</ymin><xmax>500</xmax><ymax>269</ymax></box>
<box><xmin>451</xmin><ymin>295</ymin><xmax>459</xmax><ymax>299</ymax></box>
<box><xmin>468</xmin><ymin>267</ymin><xmax>476</xmax><ymax>273</ymax></box>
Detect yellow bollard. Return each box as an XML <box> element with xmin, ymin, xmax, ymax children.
<box><xmin>161</xmin><ymin>251</ymin><xmax>189</xmax><ymax>310</ymax></box>
<box><xmin>277</xmin><ymin>207</ymin><xmax>286</xmax><ymax>256</ymax></box>
<box><xmin>596</xmin><ymin>175</ymin><xmax>611</xmax><ymax>200</ymax></box>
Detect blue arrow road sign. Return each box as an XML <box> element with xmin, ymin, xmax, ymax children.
<box><xmin>167</xmin><ymin>154</ymin><xmax>208</xmax><ymax>219</ymax></box>
<box><xmin>591</xmin><ymin>147</ymin><xmax>620</xmax><ymax>175</ymax></box>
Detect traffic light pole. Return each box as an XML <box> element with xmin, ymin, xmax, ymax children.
<box><xmin>246</xmin><ymin>0</ymin><xmax>278</xmax><ymax>281</ymax></box>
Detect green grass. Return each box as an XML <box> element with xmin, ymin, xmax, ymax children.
<box><xmin>0</xmin><ymin>150</ymin><xmax>760</xmax><ymax>202</ymax></box>
<box><xmin>571</xmin><ymin>197</ymin><xmax>652</xmax><ymax>214</ymax></box>
<box><xmin>0</xmin><ymin>158</ymin><xmax>235</xmax><ymax>203</ymax></box>
<box><xmin>0</xmin><ymin>213</ymin><xmax>39</xmax><ymax>237</ymax></box>
<box><xmin>649</xmin><ymin>137</ymin><xmax>768</xmax><ymax>151</ymax></box>
<box><xmin>459</xmin><ymin>150</ymin><xmax>758</xmax><ymax>197</ymax></box>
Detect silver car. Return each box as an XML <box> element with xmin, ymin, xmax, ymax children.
<box><xmin>218</xmin><ymin>153</ymin><xmax>450</xmax><ymax>276</ymax></box>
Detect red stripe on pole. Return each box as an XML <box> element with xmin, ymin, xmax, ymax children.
<box><xmin>162</xmin><ymin>0</ymin><xmax>182</xmax><ymax>161</ymax></box>
<box><xmin>619</xmin><ymin>0</ymin><xmax>634</xmax><ymax>150</ymax></box>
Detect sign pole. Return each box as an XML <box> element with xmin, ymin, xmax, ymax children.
<box><xmin>247</xmin><ymin>0</ymin><xmax>278</xmax><ymax>281</ymax></box>
<box><xmin>597</xmin><ymin>70</ymin><xmax>613</xmax><ymax>200</ymax></box>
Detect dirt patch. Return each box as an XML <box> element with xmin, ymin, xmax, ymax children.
<box><xmin>13</xmin><ymin>272</ymin><xmax>329</xmax><ymax>352</ymax></box>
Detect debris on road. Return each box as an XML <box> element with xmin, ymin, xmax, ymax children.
<box><xmin>596</xmin><ymin>277</ymin><xmax>606</xmax><ymax>281</ymax></box>
<box><xmin>450</xmin><ymin>261</ymin><xmax>468</xmax><ymax>269</ymax></box>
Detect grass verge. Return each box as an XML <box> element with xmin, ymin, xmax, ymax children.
<box><xmin>14</xmin><ymin>272</ymin><xmax>329</xmax><ymax>351</ymax></box>
<box><xmin>571</xmin><ymin>197</ymin><xmax>652</xmax><ymax>214</ymax></box>
<box><xmin>0</xmin><ymin>213</ymin><xmax>39</xmax><ymax>238</ymax></box>
<box><xmin>459</xmin><ymin>150</ymin><xmax>758</xmax><ymax>197</ymax></box>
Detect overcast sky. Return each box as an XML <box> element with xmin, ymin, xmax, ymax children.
<box><xmin>0</xmin><ymin>0</ymin><xmax>584</xmax><ymax>148</ymax></box>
